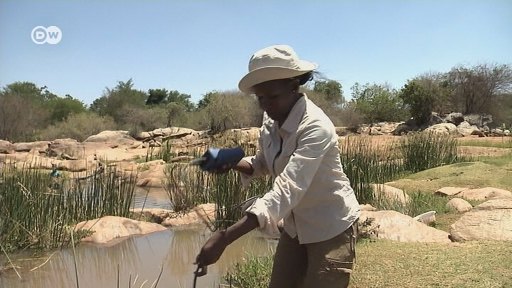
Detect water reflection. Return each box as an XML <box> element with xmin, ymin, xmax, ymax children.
<box><xmin>0</xmin><ymin>228</ymin><xmax>276</xmax><ymax>288</ymax></box>
<box><xmin>134</xmin><ymin>187</ymin><xmax>172</xmax><ymax>210</ymax></box>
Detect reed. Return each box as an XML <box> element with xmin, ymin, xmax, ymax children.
<box><xmin>339</xmin><ymin>136</ymin><xmax>405</xmax><ymax>204</ymax></box>
<box><xmin>399</xmin><ymin>131</ymin><xmax>460</xmax><ymax>173</ymax></box>
<box><xmin>0</xmin><ymin>163</ymin><xmax>136</xmax><ymax>252</ymax></box>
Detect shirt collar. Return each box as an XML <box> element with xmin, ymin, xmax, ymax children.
<box><xmin>278</xmin><ymin>94</ymin><xmax>307</xmax><ymax>135</ymax></box>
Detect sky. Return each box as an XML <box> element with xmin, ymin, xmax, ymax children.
<box><xmin>1</xmin><ymin>0</ymin><xmax>511</xmax><ymax>106</ymax></box>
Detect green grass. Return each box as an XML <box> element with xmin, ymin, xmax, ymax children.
<box><xmin>222</xmin><ymin>240</ymin><xmax>512</xmax><ymax>288</ymax></box>
<box><xmin>388</xmin><ymin>158</ymin><xmax>512</xmax><ymax>193</ymax></box>
<box><xmin>223</xmin><ymin>253</ymin><xmax>274</xmax><ymax>288</ymax></box>
<box><xmin>351</xmin><ymin>240</ymin><xmax>512</xmax><ymax>288</ymax></box>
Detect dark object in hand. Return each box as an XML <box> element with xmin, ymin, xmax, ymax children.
<box><xmin>191</xmin><ymin>147</ymin><xmax>245</xmax><ymax>172</ymax></box>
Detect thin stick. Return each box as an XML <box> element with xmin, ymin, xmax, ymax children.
<box><xmin>70</xmin><ymin>229</ymin><xmax>80</xmax><ymax>288</ymax></box>
<box><xmin>150</xmin><ymin>265</ymin><xmax>164</xmax><ymax>288</ymax></box>
<box><xmin>30</xmin><ymin>251</ymin><xmax>57</xmax><ymax>271</ymax></box>
<box><xmin>0</xmin><ymin>243</ymin><xmax>21</xmax><ymax>279</ymax></box>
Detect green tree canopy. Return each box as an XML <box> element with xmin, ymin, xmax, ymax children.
<box><xmin>313</xmin><ymin>80</ymin><xmax>345</xmax><ymax>106</ymax></box>
<box><xmin>89</xmin><ymin>79</ymin><xmax>147</xmax><ymax>123</ymax></box>
<box><xmin>351</xmin><ymin>82</ymin><xmax>407</xmax><ymax>123</ymax></box>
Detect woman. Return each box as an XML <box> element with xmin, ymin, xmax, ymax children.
<box><xmin>195</xmin><ymin>44</ymin><xmax>361</xmax><ymax>288</ymax></box>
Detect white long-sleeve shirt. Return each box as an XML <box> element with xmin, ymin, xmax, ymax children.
<box><xmin>242</xmin><ymin>95</ymin><xmax>361</xmax><ymax>244</ymax></box>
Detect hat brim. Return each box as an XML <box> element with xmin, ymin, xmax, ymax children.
<box><xmin>238</xmin><ymin>60</ymin><xmax>317</xmax><ymax>94</ymax></box>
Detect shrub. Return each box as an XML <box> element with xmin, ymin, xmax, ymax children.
<box><xmin>37</xmin><ymin>112</ymin><xmax>117</xmax><ymax>141</ymax></box>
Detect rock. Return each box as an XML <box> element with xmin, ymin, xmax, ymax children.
<box><xmin>162</xmin><ymin>203</ymin><xmax>216</xmax><ymax>227</ymax></box>
<box><xmin>360</xmin><ymin>204</ymin><xmax>377</xmax><ymax>211</ymax></box>
<box><xmin>413</xmin><ymin>211</ymin><xmax>436</xmax><ymax>225</ymax></box>
<box><xmin>428</xmin><ymin>113</ymin><xmax>444</xmax><ymax>125</ymax></box>
<box><xmin>464</xmin><ymin>114</ymin><xmax>493</xmax><ymax>127</ymax></box>
<box><xmin>470</xmin><ymin>129</ymin><xmax>486</xmax><ymax>137</ymax></box>
<box><xmin>449</xmin><ymin>198</ymin><xmax>512</xmax><ymax>241</ymax></box>
<box><xmin>134</xmin><ymin>131</ymin><xmax>151</xmax><ymax>140</ymax></box>
<box><xmin>434</xmin><ymin>187</ymin><xmax>468</xmax><ymax>197</ymax></box>
<box><xmin>49</xmin><ymin>139</ymin><xmax>84</xmax><ymax>159</ymax></box>
<box><xmin>505</xmin><ymin>130</ymin><xmax>511</xmax><ymax>136</ymax></box>
<box><xmin>14</xmin><ymin>141</ymin><xmax>50</xmax><ymax>153</ymax></box>
<box><xmin>84</xmin><ymin>130</ymin><xmax>137</xmax><ymax>146</ymax></box>
<box><xmin>136</xmin><ymin>160</ymin><xmax>167</xmax><ymax>188</ymax></box>
<box><xmin>457</xmin><ymin>121</ymin><xmax>480</xmax><ymax>137</ymax></box>
<box><xmin>335</xmin><ymin>127</ymin><xmax>349</xmax><ymax>136</ymax></box>
<box><xmin>371</xmin><ymin>184</ymin><xmax>410</xmax><ymax>205</ymax></box>
<box><xmin>369</xmin><ymin>126</ymin><xmax>383</xmax><ymax>135</ymax></box>
<box><xmin>392</xmin><ymin>122</ymin><xmax>413</xmax><ymax>136</ymax></box>
<box><xmin>445</xmin><ymin>112</ymin><xmax>464</xmax><ymax>126</ymax></box>
<box><xmin>75</xmin><ymin>216</ymin><xmax>167</xmax><ymax>245</ymax></box>
<box><xmin>130</xmin><ymin>208</ymin><xmax>173</xmax><ymax>224</ymax></box>
<box><xmin>425</xmin><ymin>123</ymin><xmax>460</xmax><ymax>136</ymax></box>
<box><xmin>0</xmin><ymin>140</ymin><xmax>14</xmax><ymax>154</ymax></box>
<box><xmin>446</xmin><ymin>198</ymin><xmax>472</xmax><ymax>213</ymax></box>
<box><xmin>358</xmin><ymin>210</ymin><xmax>451</xmax><ymax>243</ymax></box>
<box><xmin>458</xmin><ymin>187</ymin><xmax>512</xmax><ymax>201</ymax></box>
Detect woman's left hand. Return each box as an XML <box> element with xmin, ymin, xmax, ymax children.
<box><xmin>195</xmin><ymin>230</ymin><xmax>229</xmax><ymax>272</ymax></box>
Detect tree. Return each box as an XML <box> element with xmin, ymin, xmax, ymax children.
<box><xmin>313</xmin><ymin>80</ymin><xmax>345</xmax><ymax>106</ymax></box>
<box><xmin>199</xmin><ymin>90</ymin><xmax>261</xmax><ymax>132</ymax></box>
<box><xmin>146</xmin><ymin>89</ymin><xmax>168</xmax><ymax>105</ymax></box>
<box><xmin>0</xmin><ymin>82</ymin><xmax>51</xmax><ymax>141</ymax></box>
<box><xmin>46</xmin><ymin>95</ymin><xmax>87</xmax><ymax>124</ymax></box>
<box><xmin>351</xmin><ymin>83</ymin><xmax>407</xmax><ymax>123</ymax></box>
<box><xmin>399</xmin><ymin>80</ymin><xmax>435</xmax><ymax>126</ymax></box>
<box><xmin>89</xmin><ymin>79</ymin><xmax>147</xmax><ymax>123</ymax></box>
<box><xmin>446</xmin><ymin>64</ymin><xmax>512</xmax><ymax>114</ymax></box>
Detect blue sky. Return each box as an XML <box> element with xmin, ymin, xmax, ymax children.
<box><xmin>1</xmin><ymin>0</ymin><xmax>511</xmax><ymax>106</ymax></box>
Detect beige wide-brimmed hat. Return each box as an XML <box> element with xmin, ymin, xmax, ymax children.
<box><xmin>238</xmin><ymin>45</ymin><xmax>318</xmax><ymax>94</ymax></box>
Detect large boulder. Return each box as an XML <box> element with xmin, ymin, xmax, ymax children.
<box><xmin>0</xmin><ymin>140</ymin><xmax>14</xmax><ymax>154</ymax></box>
<box><xmin>371</xmin><ymin>184</ymin><xmax>410</xmax><ymax>205</ymax></box>
<box><xmin>434</xmin><ymin>187</ymin><xmax>468</xmax><ymax>197</ymax></box>
<box><xmin>162</xmin><ymin>203</ymin><xmax>216</xmax><ymax>227</ymax></box>
<box><xmin>446</xmin><ymin>198</ymin><xmax>473</xmax><ymax>213</ymax></box>
<box><xmin>84</xmin><ymin>130</ymin><xmax>138</xmax><ymax>146</ymax></box>
<box><xmin>425</xmin><ymin>123</ymin><xmax>460</xmax><ymax>136</ymax></box>
<box><xmin>449</xmin><ymin>198</ymin><xmax>512</xmax><ymax>241</ymax></box>
<box><xmin>75</xmin><ymin>216</ymin><xmax>167</xmax><ymax>245</ymax></box>
<box><xmin>444</xmin><ymin>112</ymin><xmax>465</xmax><ymax>126</ymax></box>
<box><xmin>457</xmin><ymin>121</ymin><xmax>480</xmax><ymax>137</ymax></box>
<box><xmin>136</xmin><ymin>160</ymin><xmax>167</xmax><ymax>188</ymax></box>
<box><xmin>358</xmin><ymin>210</ymin><xmax>451</xmax><ymax>243</ymax></box>
<box><xmin>464</xmin><ymin>114</ymin><xmax>493</xmax><ymax>127</ymax></box>
<box><xmin>458</xmin><ymin>187</ymin><xmax>512</xmax><ymax>201</ymax></box>
<box><xmin>14</xmin><ymin>141</ymin><xmax>50</xmax><ymax>153</ymax></box>
<box><xmin>49</xmin><ymin>138</ymin><xmax>85</xmax><ymax>159</ymax></box>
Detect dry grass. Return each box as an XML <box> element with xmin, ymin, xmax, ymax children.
<box><xmin>351</xmin><ymin>240</ymin><xmax>512</xmax><ymax>288</ymax></box>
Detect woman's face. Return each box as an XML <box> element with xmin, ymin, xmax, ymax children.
<box><xmin>252</xmin><ymin>78</ymin><xmax>299</xmax><ymax>123</ymax></box>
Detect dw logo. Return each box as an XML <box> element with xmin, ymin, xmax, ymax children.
<box><xmin>31</xmin><ymin>26</ymin><xmax>62</xmax><ymax>45</ymax></box>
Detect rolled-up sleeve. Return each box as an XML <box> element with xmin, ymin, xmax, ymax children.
<box><xmin>246</xmin><ymin>121</ymin><xmax>335</xmax><ymax>236</ymax></box>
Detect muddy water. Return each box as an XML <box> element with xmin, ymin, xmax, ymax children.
<box><xmin>0</xmin><ymin>229</ymin><xmax>277</xmax><ymax>288</ymax></box>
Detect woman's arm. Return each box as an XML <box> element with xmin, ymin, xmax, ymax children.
<box><xmin>195</xmin><ymin>213</ymin><xmax>259</xmax><ymax>271</ymax></box>
<box><xmin>233</xmin><ymin>159</ymin><xmax>254</xmax><ymax>175</ymax></box>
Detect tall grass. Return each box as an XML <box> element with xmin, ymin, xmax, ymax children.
<box><xmin>0</xmin><ymin>163</ymin><xmax>136</xmax><ymax>252</ymax></box>
<box><xmin>164</xmin><ymin>144</ymin><xmax>272</xmax><ymax>230</ymax></box>
<box><xmin>340</xmin><ymin>132</ymin><xmax>463</xmax><ymax>204</ymax></box>
<box><xmin>340</xmin><ymin>136</ymin><xmax>405</xmax><ymax>204</ymax></box>
<box><xmin>142</xmin><ymin>140</ymin><xmax>174</xmax><ymax>163</ymax></box>
<box><xmin>399</xmin><ymin>132</ymin><xmax>460</xmax><ymax>173</ymax></box>
<box><xmin>164</xmin><ymin>132</ymin><xmax>464</xmax><ymax>230</ymax></box>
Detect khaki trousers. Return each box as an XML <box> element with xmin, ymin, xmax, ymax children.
<box><xmin>269</xmin><ymin>224</ymin><xmax>357</xmax><ymax>288</ymax></box>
